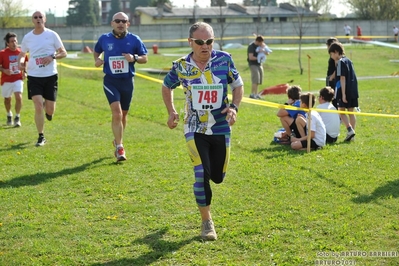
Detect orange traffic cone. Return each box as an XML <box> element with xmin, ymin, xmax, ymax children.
<box><xmin>82</xmin><ymin>46</ymin><xmax>93</xmax><ymax>53</ymax></box>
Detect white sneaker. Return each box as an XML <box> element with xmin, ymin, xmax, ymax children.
<box><xmin>201</xmin><ymin>220</ymin><xmax>217</xmax><ymax>241</ymax></box>
<box><xmin>115</xmin><ymin>146</ymin><xmax>126</xmax><ymax>162</ymax></box>
<box><xmin>14</xmin><ymin>116</ymin><xmax>21</xmax><ymax>127</ymax></box>
<box><xmin>36</xmin><ymin>136</ymin><xmax>47</xmax><ymax>147</ymax></box>
<box><xmin>344</xmin><ymin>130</ymin><xmax>356</xmax><ymax>142</ymax></box>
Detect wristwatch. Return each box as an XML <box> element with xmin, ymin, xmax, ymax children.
<box><xmin>133</xmin><ymin>54</ymin><xmax>139</xmax><ymax>62</ymax></box>
<box><xmin>229</xmin><ymin>103</ymin><xmax>238</xmax><ymax>113</ymax></box>
<box><xmin>51</xmin><ymin>54</ymin><xmax>56</xmax><ymax>59</ymax></box>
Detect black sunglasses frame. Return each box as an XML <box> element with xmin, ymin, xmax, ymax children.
<box><xmin>113</xmin><ymin>19</ymin><xmax>128</xmax><ymax>24</ymax></box>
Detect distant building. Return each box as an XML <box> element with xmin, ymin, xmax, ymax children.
<box><xmin>100</xmin><ymin>0</ymin><xmax>132</xmax><ymax>24</ymax></box>
<box><xmin>134</xmin><ymin>3</ymin><xmax>319</xmax><ymax>26</ymax></box>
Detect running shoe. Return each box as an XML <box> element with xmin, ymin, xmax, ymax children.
<box><xmin>7</xmin><ymin>115</ymin><xmax>13</xmax><ymax>126</ymax></box>
<box><xmin>36</xmin><ymin>136</ymin><xmax>47</xmax><ymax>147</ymax></box>
<box><xmin>201</xmin><ymin>220</ymin><xmax>217</xmax><ymax>241</ymax></box>
<box><xmin>45</xmin><ymin>113</ymin><xmax>53</xmax><ymax>121</ymax></box>
<box><xmin>344</xmin><ymin>130</ymin><xmax>356</xmax><ymax>142</ymax></box>
<box><xmin>115</xmin><ymin>146</ymin><xmax>126</xmax><ymax>161</ymax></box>
<box><xmin>14</xmin><ymin>116</ymin><xmax>21</xmax><ymax>127</ymax></box>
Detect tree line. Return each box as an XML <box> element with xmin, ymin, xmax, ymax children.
<box><xmin>0</xmin><ymin>0</ymin><xmax>398</xmax><ymax>28</ymax></box>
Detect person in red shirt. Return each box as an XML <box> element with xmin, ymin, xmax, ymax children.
<box><xmin>0</xmin><ymin>32</ymin><xmax>28</xmax><ymax>127</ymax></box>
<box><xmin>356</xmin><ymin>25</ymin><xmax>362</xmax><ymax>37</ymax></box>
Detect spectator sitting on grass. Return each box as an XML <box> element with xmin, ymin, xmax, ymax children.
<box><xmin>291</xmin><ymin>93</ymin><xmax>326</xmax><ymax>151</ymax></box>
<box><xmin>276</xmin><ymin>85</ymin><xmax>306</xmax><ymax>143</ymax></box>
<box><xmin>317</xmin><ymin>86</ymin><xmax>340</xmax><ymax>143</ymax></box>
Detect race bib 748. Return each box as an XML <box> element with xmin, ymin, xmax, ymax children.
<box><xmin>191</xmin><ymin>84</ymin><xmax>223</xmax><ymax>110</ymax></box>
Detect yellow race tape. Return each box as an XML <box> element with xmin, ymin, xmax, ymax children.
<box><xmin>64</xmin><ymin>35</ymin><xmax>394</xmax><ymax>44</ymax></box>
<box><xmin>58</xmin><ymin>62</ymin><xmax>399</xmax><ymax>118</ymax></box>
<box><xmin>243</xmin><ymin>98</ymin><xmax>399</xmax><ymax>118</ymax></box>
<box><xmin>58</xmin><ymin>62</ymin><xmax>161</xmax><ymax>83</ymax></box>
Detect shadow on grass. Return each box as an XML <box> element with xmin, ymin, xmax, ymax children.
<box><xmin>252</xmin><ymin>140</ymin><xmax>351</xmax><ymax>159</ymax></box>
<box><xmin>91</xmin><ymin>227</ymin><xmax>198</xmax><ymax>266</ymax></box>
<box><xmin>252</xmin><ymin>141</ymin><xmax>318</xmax><ymax>158</ymax></box>
<box><xmin>302</xmin><ymin>166</ymin><xmax>397</xmax><ymax>211</ymax></box>
<box><xmin>1</xmin><ymin>125</ymin><xmax>19</xmax><ymax>129</ymax></box>
<box><xmin>351</xmin><ymin>179</ymin><xmax>399</xmax><ymax>203</ymax></box>
<box><xmin>252</xmin><ymin>141</ymin><xmax>290</xmax><ymax>153</ymax></box>
<box><xmin>0</xmin><ymin>157</ymin><xmax>108</xmax><ymax>188</ymax></box>
<box><xmin>0</xmin><ymin>141</ymin><xmax>31</xmax><ymax>152</ymax></box>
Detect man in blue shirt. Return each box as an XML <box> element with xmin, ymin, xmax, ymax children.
<box><xmin>94</xmin><ymin>12</ymin><xmax>148</xmax><ymax>162</ymax></box>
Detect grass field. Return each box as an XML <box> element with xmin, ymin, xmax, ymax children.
<box><xmin>1</xmin><ymin>43</ymin><xmax>399</xmax><ymax>265</ymax></box>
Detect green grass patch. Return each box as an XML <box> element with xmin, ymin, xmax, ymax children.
<box><xmin>0</xmin><ymin>44</ymin><xmax>398</xmax><ymax>265</ymax></box>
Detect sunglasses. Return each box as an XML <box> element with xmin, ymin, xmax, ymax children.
<box><xmin>190</xmin><ymin>38</ymin><xmax>214</xmax><ymax>45</ymax></box>
<box><xmin>113</xmin><ymin>19</ymin><xmax>128</xmax><ymax>24</ymax></box>
<box><xmin>33</xmin><ymin>16</ymin><xmax>43</xmax><ymax>19</ymax></box>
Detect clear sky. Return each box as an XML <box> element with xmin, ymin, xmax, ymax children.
<box><xmin>22</xmin><ymin>0</ymin><xmax>70</xmax><ymax>16</ymax></box>
<box><xmin>20</xmin><ymin>0</ymin><xmax>348</xmax><ymax>17</ymax></box>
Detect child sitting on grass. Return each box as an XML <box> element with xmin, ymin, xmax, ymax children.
<box><xmin>291</xmin><ymin>93</ymin><xmax>326</xmax><ymax>150</ymax></box>
<box><xmin>317</xmin><ymin>86</ymin><xmax>340</xmax><ymax>143</ymax></box>
<box><xmin>276</xmin><ymin>85</ymin><xmax>306</xmax><ymax>143</ymax></box>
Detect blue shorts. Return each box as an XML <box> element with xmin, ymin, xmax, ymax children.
<box><xmin>103</xmin><ymin>75</ymin><xmax>134</xmax><ymax>111</ymax></box>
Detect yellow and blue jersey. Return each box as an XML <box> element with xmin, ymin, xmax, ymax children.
<box><xmin>163</xmin><ymin>50</ymin><xmax>243</xmax><ymax>135</ymax></box>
